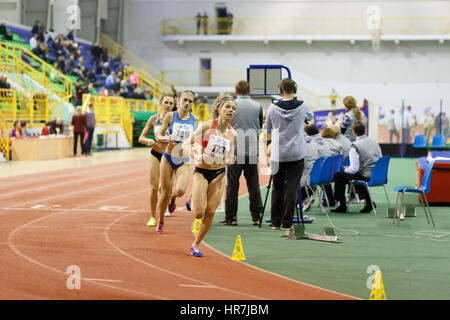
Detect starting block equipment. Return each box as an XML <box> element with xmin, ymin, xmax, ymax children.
<box><xmin>283</xmin><ymin>224</ymin><xmax>340</xmax><ymax>243</ymax></box>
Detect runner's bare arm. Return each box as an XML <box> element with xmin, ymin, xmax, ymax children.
<box><xmin>156</xmin><ymin>112</ymin><xmax>174</xmax><ymax>142</ymax></box>
<box><xmin>139</xmin><ymin>115</ymin><xmax>157</xmax><ymax>146</ymax></box>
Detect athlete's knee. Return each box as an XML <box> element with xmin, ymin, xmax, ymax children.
<box><xmin>173</xmin><ymin>188</ymin><xmax>186</xmax><ymax>198</ymax></box>
<box><xmin>149</xmin><ymin>185</ymin><xmax>158</xmax><ymax>194</ymax></box>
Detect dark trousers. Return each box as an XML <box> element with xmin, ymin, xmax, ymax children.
<box><xmin>85</xmin><ymin>126</ymin><xmax>95</xmax><ymax>153</ymax></box>
<box><xmin>74</xmin><ymin>132</ymin><xmax>85</xmax><ymax>155</ymax></box>
<box><xmin>270</xmin><ymin>159</ymin><xmax>304</xmax><ymax>228</ymax></box>
<box><xmin>334</xmin><ymin>171</ymin><xmax>370</xmax><ymax>205</ymax></box>
<box><xmin>225</xmin><ymin>162</ymin><xmax>263</xmax><ymax>222</ymax></box>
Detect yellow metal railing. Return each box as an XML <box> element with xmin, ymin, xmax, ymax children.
<box><xmin>99</xmin><ymin>33</ymin><xmax>181</xmax><ymax>93</ymax></box>
<box><xmin>0</xmin><ymin>43</ymin><xmax>72</xmax><ymax>101</ymax></box>
<box><xmin>191</xmin><ymin>103</ymin><xmax>211</xmax><ymax>122</ymax></box>
<box><xmin>82</xmin><ymin>94</ymin><xmax>134</xmax><ymax>146</ymax></box>
<box><xmin>162</xmin><ymin>16</ymin><xmax>450</xmax><ymax>36</ymax></box>
<box><xmin>0</xmin><ymin>110</ymin><xmax>10</xmax><ymax>160</ymax></box>
<box><xmin>124</xmin><ymin>98</ymin><xmax>158</xmax><ymax>113</ymax></box>
<box><xmin>0</xmin><ymin>89</ymin><xmax>61</xmax><ymax>125</ymax></box>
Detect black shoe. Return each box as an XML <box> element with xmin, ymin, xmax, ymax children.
<box><xmin>331</xmin><ymin>204</ymin><xmax>347</xmax><ymax>213</ymax></box>
<box><xmin>219</xmin><ymin>220</ymin><xmax>232</xmax><ymax>226</ymax></box>
<box><xmin>268</xmin><ymin>224</ymin><xmax>280</xmax><ymax>230</ymax></box>
<box><xmin>360</xmin><ymin>202</ymin><xmax>376</xmax><ymax>214</ymax></box>
<box><xmin>252</xmin><ymin>220</ymin><xmax>260</xmax><ymax>226</ymax></box>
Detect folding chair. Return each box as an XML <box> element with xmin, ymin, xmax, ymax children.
<box><xmin>317</xmin><ymin>155</ymin><xmax>341</xmax><ymax>209</ymax></box>
<box><xmin>303</xmin><ymin>157</ymin><xmax>324</xmax><ymax>213</ymax></box>
<box><xmin>349</xmin><ymin>156</ymin><xmax>391</xmax><ymax>216</ymax></box>
<box><xmin>393</xmin><ymin>159</ymin><xmax>436</xmax><ymax>227</ymax></box>
<box><xmin>431</xmin><ymin>134</ymin><xmax>445</xmax><ymax>148</ymax></box>
<box><xmin>413</xmin><ymin>134</ymin><xmax>427</xmax><ymax>148</ymax></box>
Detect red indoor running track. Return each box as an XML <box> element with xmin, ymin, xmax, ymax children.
<box><xmin>0</xmin><ymin>158</ymin><xmax>356</xmax><ymax>300</ymax></box>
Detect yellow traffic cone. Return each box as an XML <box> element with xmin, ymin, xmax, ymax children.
<box><xmin>369</xmin><ymin>270</ymin><xmax>387</xmax><ymax>300</ymax></box>
<box><xmin>231</xmin><ymin>235</ymin><xmax>246</xmax><ymax>260</ymax></box>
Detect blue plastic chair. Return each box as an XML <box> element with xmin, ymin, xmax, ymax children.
<box><xmin>314</xmin><ymin>155</ymin><xmax>341</xmax><ymax>210</ymax></box>
<box><xmin>308</xmin><ymin>157</ymin><xmax>324</xmax><ymax>188</ymax></box>
<box><xmin>413</xmin><ymin>134</ymin><xmax>427</xmax><ymax>148</ymax></box>
<box><xmin>431</xmin><ymin>135</ymin><xmax>445</xmax><ymax>148</ymax></box>
<box><xmin>349</xmin><ymin>156</ymin><xmax>391</xmax><ymax>216</ymax></box>
<box><xmin>393</xmin><ymin>159</ymin><xmax>436</xmax><ymax>227</ymax></box>
<box><xmin>303</xmin><ymin>157</ymin><xmax>324</xmax><ymax>213</ymax></box>
<box><xmin>331</xmin><ymin>154</ymin><xmax>343</xmax><ymax>182</ymax></box>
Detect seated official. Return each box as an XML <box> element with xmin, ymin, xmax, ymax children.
<box><xmin>332</xmin><ymin>121</ymin><xmax>382</xmax><ymax>214</ymax></box>
<box><xmin>303</xmin><ymin>124</ymin><xmax>334</xmax><ymax>208</ymax></box>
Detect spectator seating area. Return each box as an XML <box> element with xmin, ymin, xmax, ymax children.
<box><xmin>1</xmin><ymin>21</ymin><xmax>159</xmax><ymax>108</ymax></box>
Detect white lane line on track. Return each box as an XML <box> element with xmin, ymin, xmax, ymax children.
<box><xmin>104</xmin><ymin>212</ymin><xmax>267</xmax><ymax>300</ymax></box>
<box><xmin>84</xmin><ymin>278</ymin><xmax>123</xmax><ymax>283</ymax></box>
<box><xmin>178</xmin><ymin>284</ymin><xmax>216</xmax><ymax>288</ymax></box>
<box><xmin>0</xmin><ymin>166</ymin><xmax>145</xmax><ymax>200</ymax></box>
<box><xmin>3</xmin><ymin>207</ymin><xmax>147</xmax><ymax>214</ymax></box>
<box><xmin>6</xmin><ymin>175</ymin><xmax>145</xmax><ymax>209</ymax></box>
<box><xmin>7</xmin><ymin>172</ymin><xmax>169</xmax><ymax>299</ymax></box>
<box><xmin>0</xmin><ymin>158</ymin><xmax>147</xmax><ymax>191</ymax></box>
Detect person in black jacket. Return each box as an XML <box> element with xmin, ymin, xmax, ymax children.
<box><xmin>0</xmin><ymin>22</ymin><xmax>13</xmax><ymax>41</ymax></box>
<box><xmin>31</xmin><ymin>20</ymin><xmax>41</xmax><ymax>35</ymax></box>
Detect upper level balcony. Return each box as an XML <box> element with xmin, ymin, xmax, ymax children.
<box><xmin>161</xmin><ymin>16</ymin><xmax>450</xmax><ymax>44</ymax></box>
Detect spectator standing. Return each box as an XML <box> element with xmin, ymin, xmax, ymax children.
<box><xmin>227</xmin><ymin>12</ymin><xmax>233</xmax><ymax>34</ymax></box>
<box><xmin>340</xmin><ymin>96</ymin><xmax>365</xmax><ymax>142</ymax></box>
<box><xmin>31</xmin><ymin>20</ymin><xmax>41</xmax><ymax>35</ymax></box>
<box><xmin>71</xmin><ymin>106</ymin><xmax>87</xmax><ymax>156</ymax></box>
<box><xmin>0</xmin><ymin>22</ymin><xmax>13</xmax><ymax>41</ymax></box>
<box><xmin>0</xmin><ymin>74</ymin><xmax>10</xmax><ymax>89</ymax></box>
<box><xmin>29</xmin><ymin>33</ymin><xmax>39</xmax><ymax>51</ymax></box>
<box><xmin>9</xmin><ymin>120</ymin><xmax>23</xmax><ymax>139</ymax></box>
<box><xmin>222</xmin><ymin>80</ymin><xmax>264</xmax><ymax>226</ymax></box>
<box><xmin>84</xmin><ymin>104</ymin><xmax>96</xmax><ymax>156</ymax></box>
<box><xmin>423</xmin><ymin>112</ymin><xmax>434</xmax><ymax>144</ymax></box>
<box><xmin>332</xmin><ymin>121</ymin><xmax>382</xmax><ymax>214</ymax></box>
<box><xmin>410</xmin><ymin>115</ymin><xmax>418</xmax><ymax>141</ymax></box>
<box><xmin>402</xmin><ymin>105</ymin><xmax>413</xmax><ymax>144</ymax></box>
<box><xmin>202</xmin><ymin>12</ymin><xmax>209</xmax><ymax>35</ymax></box>
<box><xmin>330</xmin><ymin>88</ymin><xmax>337</xmax><ymax>107</ymax></box>
<box><xmin>264</xmin><ymin>78</ymin><xmax>314</xmax><ymax>230</ymax></box>
<box><xmin>387</xmin><ymin>109</ymin><xmax>399</xmax><ymax>144</ymax></box>
<box><xmin>442</xmin><ymin>112</ymin><xmax>449</xmax><ymax>144</ymax></box>
<box><xmin>195</xmin><ymin>12</ymin><xmax>202</xmax><ymax>34</ymax></box>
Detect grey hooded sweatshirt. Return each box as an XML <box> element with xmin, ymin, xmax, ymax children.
<box><xmin>265</xmin><ymin>99</ymin><xmax>314</xmax><ymax>162</ymax></box>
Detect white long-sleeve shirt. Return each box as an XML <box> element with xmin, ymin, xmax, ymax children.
<box><xmin>344</xmin><ymin>147</ymin><xmax>360</xmax><ymax>174</ymax></box>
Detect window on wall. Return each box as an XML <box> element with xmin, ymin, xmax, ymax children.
<box><xmin>200</xmin><ymin>58</ymin><xmax>211</xmax><ymax>86</ymax></box>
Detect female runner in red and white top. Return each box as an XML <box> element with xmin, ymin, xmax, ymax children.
<box><xmin>183</xmin><ymin>94</ymin><xmax>237</xmax><ymax>257</ymax></box>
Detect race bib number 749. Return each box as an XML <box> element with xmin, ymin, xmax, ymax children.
<box><xmin>172</xmin><ymin>123</ymin><xmax>193</xmax><ymax>142</ymax></box>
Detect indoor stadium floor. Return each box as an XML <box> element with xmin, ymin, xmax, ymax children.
<box><xmin>1</xmin><ymin>150</ymin><xmax>449</xmax><ymax>299</ymax></box>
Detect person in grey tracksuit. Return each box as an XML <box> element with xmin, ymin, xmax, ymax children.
<box><xmin>264</xmin><ymin>78</ymin><xmax>314</xmax><ymax>229</ymax></box>
<box><xmin>332</xmin><ymin>120</ymin><xmax>382</xmax><ymax>214</ymax></box>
